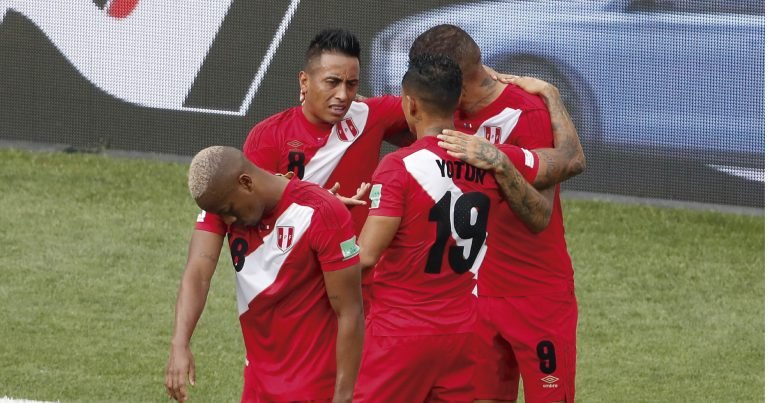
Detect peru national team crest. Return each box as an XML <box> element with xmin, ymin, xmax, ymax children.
<box><xmin>276</xmin><ymin>226</ymin><xmax>294</xmax><ymax>251</ymax></box>
<box><xmin>335</xmin><ymin>118</ymin><xmax>359</xmax><ymax>142</ymax></box>
<box><xmin>484</xmin><ymin>126</ymin><xmax>502</xmax><ymax>144</ymax></box>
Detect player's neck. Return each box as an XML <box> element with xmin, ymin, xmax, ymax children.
<box><xmin>260</xmin><ymin>173</ymin><xmax>290</xmax><ymax>216</ymax></box>
<box><xmin>460</xmin><ymin>70</ymin><xmax>505</xmax><ymax>116</ymax></box>
<box><xmin>416</xmin><ymin>118</ymin><xmax>455</xmax><ymax>140</ymax></box>
<box><xmin>300</xmin><ymin>105</ymin><xmax>334</xmax><ymax>129</ymax></box>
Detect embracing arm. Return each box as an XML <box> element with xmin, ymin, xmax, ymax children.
<box><xmin>324</xmin><ymin>265</ymin><xmax>365</xmax><ymax>403</ymax></box>
<box><xmin>512</xmin><ymin>77</ymin><xmax>586</xmax><ymax>189</ymax></box>
<box><xmin>166</xmin><ymin>229</ymin><xmax>225</xmax><ymax>402</ymax></box>
<box><xmin>437</xmin><ymin>131</ymin><xmax>553</xmax><ymax>233</ymax></box>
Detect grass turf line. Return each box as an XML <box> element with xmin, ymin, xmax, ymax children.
<box><xmin>0</xmin><ymin>149</ymin><xmax>762</xmax><ymax>402</ymax></box>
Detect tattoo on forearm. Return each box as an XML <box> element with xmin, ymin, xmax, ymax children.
<box><xmin>539</xmin><ymin>95</ymin><xmax>586</xmax><ymax>187</ymax></box>
<box><xmin>496</xmin><ymin>159</ymin><xmax>552</xmax><ymax>231</ymax></box>
<box><xmin>475</xmin><ymin>141</ymin><xmax>503</xmax><ymax>168</ymax></box>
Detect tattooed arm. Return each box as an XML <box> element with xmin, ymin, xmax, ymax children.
<box><xmin>511</xmin><ymin>77</ymin><xmax>587</xmax><ymax>189</ymax></box>
<box><xmin>438</xmin><ymin>131</ymin><xmax>553</xmax><ymax>232</ymax></box>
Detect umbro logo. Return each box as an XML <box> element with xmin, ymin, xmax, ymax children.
<box><xmin>287</xmin><ymin>140</ymin><xmax>303</xmax><ymax>149</ymax></box>
<box><xmin>541</xmin><ymin>375</ymin><xmax>559</xmax><ymax>389</ymax></box>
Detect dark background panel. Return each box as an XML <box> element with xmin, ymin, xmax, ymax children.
<box><xmin>0</xmin><ymin>1</ymin><xmax>763</xmax><ymax>207</ymax></box>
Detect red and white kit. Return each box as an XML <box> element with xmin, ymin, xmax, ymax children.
<box><xmin>455</xmin><ymin>84</ymin><xmax>578</xmax><ymax>403</ymax></box>
<box><xmin>196</xmin><ymin>179</ymin><xmax>360</xmax><ymax>402</ymax></box>
<box><xmin>354</xmin><ymin>136</ymin><xmax>538</xmax><ymax>402</ymax></box>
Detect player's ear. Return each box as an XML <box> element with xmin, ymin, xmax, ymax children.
<box><xmin>299</xmin><ymin>71</ymin><xmax>309</xmax><ymax>95</ymax></box>
<box><xmin>238</xmin><ymin>173</ymin><xmax>254</xmax><ymax>192</ymax></box>
<box><xmin>406</xmin><ymin>95</ymin><xmax>418</xmax><ymax>119</ymax></box>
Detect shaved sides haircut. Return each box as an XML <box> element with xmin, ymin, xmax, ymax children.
<box><xmin>408</xmin><ymin>24</ymin><xmax>481</xmax><ymax>73</ymax></box>
<box><xmin>402</xmin><ymin>53</ymin><xmax>463</xmax><ymax>117</ymax></box>
<box><xmin>188</xmin><ymin>146</ymin><xmax>243</xmax><ymax>201</ymax></box>
<box><xmin>305</xmin><ymin>28</ymin><xmax>361</xmax><ymax>69</ymax></box>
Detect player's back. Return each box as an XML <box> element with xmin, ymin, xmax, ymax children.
<box><xmin>367</xmin><ymin>136</ymin><xmax>505</xmax><ymax>336</ymax></box>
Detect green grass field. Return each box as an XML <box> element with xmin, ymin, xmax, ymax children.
<box><xmin>0</xmin><ymin>149</ymin><xmax>763</xmax><ymax>402</ymax></box>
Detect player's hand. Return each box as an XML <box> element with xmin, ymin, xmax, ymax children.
<box><xmin>509</xmin><ymin>76</ymin><xmax>560</xmax><ymax>99</ymax></box>
<box><xmin>165</xmin><ymin>344</ymin><xmax>196</xmax><ymax>402</ymax></box>
<box><xmin>275</xmin><ymin>171</ymin><xmax>296</xmax><ymax>179</ymax></box>
<box><xmin>328</xmin><ymin>182</ymin><xmax>371</xmax><ymax>207</ymax></box>
<box><xmin>484</xmin><ymin>65</ymin><xmax>519</xmax><ymax>84</ymax></box>
<box><xmin>437</xmin><ymin>129</ymin><xmax>502</xmax><ymax>171</ymax></box>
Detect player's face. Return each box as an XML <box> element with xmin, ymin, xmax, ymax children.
<box><xmin>300</xmin><ymin>52</ymin><xmax>360</xmax><ymax>125</ymax></box>
<box><xmin>206</xmin><ymin>181</ymin><xmax>266</xmax><ymax>228</ymax></box>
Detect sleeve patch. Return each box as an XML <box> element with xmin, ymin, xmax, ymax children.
<box><xmin>522</xmin><ymin>148</ymin><xmax>534</xmax><ymax>168</ymax></box>
<box><xmin>196</xmin><ymin>210</ymin><xmax>207</xmax><ymax>223</ymax></box>
<box><xmin>340</xmin><ymin>236</ymin><xmax>360</xmax><ymax>260</ymax></box>
<box><xmin>369</xmin><ymin>184</ymin><xmax>383</xmax><ymax>209</ymax></box>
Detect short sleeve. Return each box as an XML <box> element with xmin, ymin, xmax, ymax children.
<box><xmin>242</xmin><ymin>123</ymin><xmax>280</xmax><ymax>173</ymax></box>
<box><xmin>367</xmin><ymin>154</ymin><xmax>407</xmax><ymax>218</ymax></box>
<box><xmin>194</xmin><ymin>210</ymin><xmax>228</xmax><ymax>235</ymax></box>
<box><xmin>508</xmin><ymin>108</ymin><xmax>553</xmax><ymax>150</ymax></box>
<box><xmin>365</xmin><ymin>96</ymin><xmax>409</xmax><ymax>139</ymax></box>
<box><xmin>497</xmin><ymin>145</ymin><xmax>539</xmax><ymax>185</ymax></box>
<box><xmin>309</xmin><ymin>199</ymin><xmax>360</xmax><ymax>272</ymax></box>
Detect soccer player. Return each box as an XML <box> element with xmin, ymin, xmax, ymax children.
<box><xmin>353</xmin><ymin>54</ymin><xmax>546</xmax><ymax>402</ymax></box>
<box><xmin>195</xmin><ymin>29</ymin><xmax>411</xmax><ymax>318</ymax></box>
<box><xmin>165</xmin><ymin>146</ymin><xmax>363</xmax><ymax>402</ymax></box>
<box><xmin>411</xmin><ymin>25</ymin><xmax>581</xmax><ymax>403</ymax></box>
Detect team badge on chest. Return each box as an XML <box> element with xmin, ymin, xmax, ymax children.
<box><xmin>276</xmin><ymin>226</ymin><xmax>295</xmax><ymax>251</ymax></box>
<box><xmin>335</xmin><ymin>118</ymin><xmax>359</xmax><ymax>142</ymax></box>
<box><xmin>483</xmin><ymin>126</ymin><xmax>502</xmax><ymax>144</ymax></box>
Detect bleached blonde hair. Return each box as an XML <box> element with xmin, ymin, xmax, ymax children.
<box><xmin>188</xmin><ymin>146</ymin><xmax>230</xmax><ymax>200</ymax></box>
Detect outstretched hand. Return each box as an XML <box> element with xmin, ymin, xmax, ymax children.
<box><xmin>328</xmin><ymin>182</ymin><xmax>371</xmax><ymax>207</ymax></box>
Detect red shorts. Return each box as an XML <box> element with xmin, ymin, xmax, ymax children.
<box><xmin>474</xmin><ymin>291</ymin><xmax>578</xmax><ymax>403</ymax></box>
<box><xmin>241</xmin><ymin>360</ymin><xmax>332</xmax><ymax>402</ymax></box>
<box><xmin>354</xmin><ymin>329</ymin><xmax>476</xmax><ymax>402</ymax></box>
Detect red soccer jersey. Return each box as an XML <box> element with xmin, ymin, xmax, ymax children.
<box><xmin>195</xmin><ymin>179</ymin><xmax>360</xmax><ymax>401</ymax></box>
<box><xmin>454</xmin><ymin>84</ymin><xmax>574</xmax><ymax>296</ymax></box>
<box><xmin>367</xmin><ymin>136</ymin><xmax>538</xmax><ymax>336</ymax></box>
<box><xmin>242</xmin><ymin>96</ymin><xmax>408</xmax><ymax>235</ymax></box>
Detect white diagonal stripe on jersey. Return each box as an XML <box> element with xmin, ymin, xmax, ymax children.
<box><xmin>403</xmin><ymin>149</ymin><xmax>488</xmax><ymax>287</ymax></box>
<box><xmin>302</xmin><ymin>102</ymin><xmax>370</xmax><ymax>186</ymax></box>
<box><xmin>472</xmin><ymin>107</ymin><xmax>522</xmax><ymax>144</ymax></box>
<box><xmin>235</xmin><ymin>203</ymin><xmax>314</xmax><ymax>315</ymax></box>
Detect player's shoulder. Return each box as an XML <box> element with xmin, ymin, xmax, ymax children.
<box><xmin>291</xmin><ymin>180</ymin><xmax>347</xmax><ymax>214</ymax></box>
<box><xmin>362</xmin><ymin>94</ymin><xmax>400</xmax><ymax>108</ymax></box>
<box><xmin>500</xmin><ymin>84</ymin><xmax>547</xmax><ymax>111</ymax></box>
<box><xmin>249</xmin><ymin>106</ymin><xmax>301</xmax><ymax>135</ymax></box>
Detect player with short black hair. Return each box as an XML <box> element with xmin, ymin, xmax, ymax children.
<box><xmin>305</xmin><ymin>28</ymin><xmax>361</xmax><ymax>65</ymax></box>
<box><xmin>353</xmin><ymin>53</ymin><xmax>547</xmax><ymax>402</ymax></box>
<box><xmin>413</xmin><ymin>24</ymin><xmax>583</xmax><ymax>403</ymax></box>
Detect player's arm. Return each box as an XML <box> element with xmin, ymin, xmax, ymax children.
<box><xmin>358</xmin><ymin>215</ymin><xmax>401</xmax><ymax>272</ymax></box>
<box><xmin>511</xmin><ymin>76</ymin><xmax>586</xmax><ymax>188</ymax></box>
<box><xmin>437</xmin><ymin>131</ymin><xmax>553</xmax><ymax>232</ymax></box>
<box><xmin>358</xmin><ymin>156</ymin><xmax>405</xmax><ymax>269</ymax></box>
<box><xmin>323</xmin><ymin>264</ymin><xmax>364</xmax><ymax>403</ymax></box>
<box><xmin>166</xmin><ymin>229</ymin><xmax>225</xmax><ymax>402</ymax></box>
